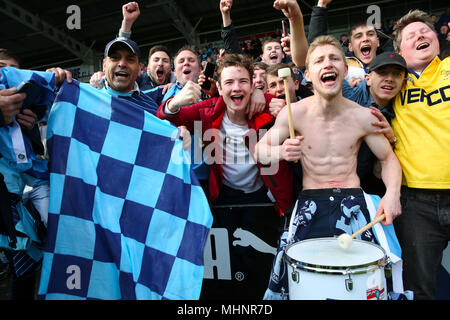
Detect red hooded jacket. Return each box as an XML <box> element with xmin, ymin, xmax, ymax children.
<box><xmin>156</xmin><ymin>94</ymin><xmax>294</xmax><ymax>216</ymax></box>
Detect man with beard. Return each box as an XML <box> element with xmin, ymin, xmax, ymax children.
<box><xmin>112</xmin><ymin>2</ymin><xmax>269</xmax><ymax>119</ymax></box>
<box><xmin>57</xmin><ymin>37</ymin><xmax>191</xmax><ymax>148</ymax></box>
<box><xmin>35</xmin><ymin>35</ymin><xmax>203</xmax><ymax>300</ymax></box>
<box><xmin>137</xmin><ymin>44</ymin><xmax>175</xmax><ymax>90</ymax></box>
<box><xmin>118</xmin><ymin>2</ymin><xmax>176</xmax><ymax>89</ymax></box>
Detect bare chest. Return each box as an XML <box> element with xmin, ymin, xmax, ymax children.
<box><xmin>298</xmin><ymin>115</ymin><xmax>364</xmax><ymax>158</ymax></box>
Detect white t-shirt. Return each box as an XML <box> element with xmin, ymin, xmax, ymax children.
<box><xmin>219</xmin><ymin>112</ymin><xmax>264</xmax><ymax>193</ymax></box>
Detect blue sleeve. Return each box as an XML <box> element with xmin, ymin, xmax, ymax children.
<box><xmin>162</xmin><ymin>84</ymin><xmax>179</xmax><ymax>102</ymax></box>
<box><xmin>342</xmin><ymin>78</ymin><xmax>369</xmax><ymax>106</ymax></box>
<box><xmin>0</xmin><ymin>124</ymin><xmax>34</xmax><ymax>172</ymax></box>
<box><xmin>142</xmin><ymin>87</ymin><xmax>164</xmax><ymax>105</ymax></box>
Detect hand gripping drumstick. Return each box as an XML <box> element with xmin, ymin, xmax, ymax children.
<box><xmin>337</xmin><ymin>213</ymin><xmax>386</xmax><ymax>249</ymax></box>
<box><xmin>277</xmin><ymin>67</ymin><xmax>297</xmax><ymax>162</ymax></box>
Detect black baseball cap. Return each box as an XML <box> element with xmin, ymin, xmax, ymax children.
<box><xmin>368</xmin><ymin>52</ymin><xmax>408</xmax><ymax>75</ymax></box>
<box><xmin>104</xmin><ymin>37</ymin><xmax>141</xmax><ymax>58</ymax></box>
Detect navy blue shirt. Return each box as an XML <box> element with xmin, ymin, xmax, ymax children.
<box><xmin>102</xmin><ymin>82</ymin><xmax>164</xmax><ymax>116</ymax></box>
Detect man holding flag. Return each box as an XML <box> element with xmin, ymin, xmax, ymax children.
<box><xmin>37</xmin><ymin>37</ymin><xmax>213</xmax><ymax>300</ymax></box>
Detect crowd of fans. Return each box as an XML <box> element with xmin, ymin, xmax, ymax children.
<box><xmin>186</xmin><ymin>7</ymin><xmax>450</xmax><ymax>68</ymax></box>
<box><xmin>0</xmin><ymin>0</ymin><xmax>449</xmax><ymax>301</ymax></box>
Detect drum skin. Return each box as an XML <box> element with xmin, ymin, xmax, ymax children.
<box><xmin>285</xmin><ymin>237</ymin><xmax>388</xmax><ymax>300</ymax></box>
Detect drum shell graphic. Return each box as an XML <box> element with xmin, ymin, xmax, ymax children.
<box><xmin>284</xmin><ymin>237</ymin><xmax>389</xmax><ymax>300</ymax></box>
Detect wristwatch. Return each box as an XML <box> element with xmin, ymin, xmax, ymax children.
<box><xmin>390</xmin><ymin>136</ymin><xmax>397</xmax><ymax>146</ymax></box>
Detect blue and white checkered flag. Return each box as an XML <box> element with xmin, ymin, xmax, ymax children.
<box><xmin>38</xmin><ymin>80</ymin><xmax>213</xmax><ymax>300</ymax></box>
<box><xmin>0</xmin><ymin>66</ymin><xmax>55</xmax><ymax>104</ymax></box>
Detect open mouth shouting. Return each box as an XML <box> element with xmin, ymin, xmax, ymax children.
<box><xmin>269</xmin><ymin>53</ymin><xmax>279</xmax><ymax>63</ymax></box>
<box><xmin>183</xmin><ymin>69</ymin><xmax>192</xmax><ymax>76</ymax></box>
<box><xmin>320</xmin><ymin>72</ymin><xmax>338</xmax><ymax>86</ymax></box>
<box><xmin>360</xmin><ymin>44</ymin><xmax>372</xmax><ymax>58</ymax></box>
<box><xmin>156</xmin><ymin>68</ymin><xmax>165</xmax><ymax>79</ymax></box>
<box><xmin>114</xmin><ymin>70</ymin><xmax>129</xmax><ymax>80</ymax></box>
<box><xmin>230</xmin><ymin>94</ymin><xmax>245</xmax><ymax>105</ymax></box>
<box><xmin>416</xmin><ymin>42</ymin><xmax>430</xmax><ymax>51</ymax></box>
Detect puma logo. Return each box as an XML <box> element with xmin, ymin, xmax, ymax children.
<box><xmin>232</xmin><ymin>228</ymin><xmax>277</xmax><ymax>255</ymax></box>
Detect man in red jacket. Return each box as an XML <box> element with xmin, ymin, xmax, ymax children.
<box><xmin>157</xmin><ymin>53</ymin><xmax>294</xmax><ymax>299</ymax></box>
<box><xmin>157</xmin><ymin>53</ymin><xmax>293</xmax><ymax>215</ymax></box>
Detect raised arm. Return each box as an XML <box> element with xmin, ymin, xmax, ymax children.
<box><xmin>220</xmin><ymin>0</ymin><xmax>232</xmax><ymax>28</ymax></box>
<box><xmin>220</xmin><ymin>0</ymin><xmax>244</xmax><ymax>54</ymax></box>
<box><xmin>307</xmin><ymin>0</ymin><xmax>332</xmax><ymax>43</ymax></box>
<box><xmin>119</xmin><ymin>2</ymin><xmax>140</xmax><ymax>36</ymax></box>
<box><xmin>156</xmin><ymin>84</ymin><xmax>207</xmax><ymax>132</ymax></box>
<box><xmin>363</xmin><ymin>114</ymin><xmax>402</xmax><ymax>225</ymax></box>
<box><xmin>273</xmin><ymin>0</ymin><xmax>308</xmax><ymax>67</ymax></box>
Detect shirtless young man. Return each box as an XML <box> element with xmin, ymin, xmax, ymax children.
<box><xmin>256</xmin><ymin>35</ymin><xmax>403</xmax><ymax>299</ymax></box>
<box><xmin>256</xmin><ymin>35</ymin><xmax>402</xmax><ymax>226</ymax></box>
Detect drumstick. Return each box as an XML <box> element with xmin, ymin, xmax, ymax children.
<box><xmin>277</xmin><ymin>67</ymin><xmax>297</xmax><ymax>163</ymax></box>
<box><xmin>338</xmin><ymin>213</ymin><xmax>386</xmax><ymax>249</ymax></box>
<box><xmin>277</xmin><ymin>68</ymin><xmax>295</xmax><ymax>139</ymax></box>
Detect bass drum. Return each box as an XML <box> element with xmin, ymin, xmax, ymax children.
<box><xmin>284</xmin><ymin>237</ymin><xmax>389</xmax><ymax>300</ymax></box>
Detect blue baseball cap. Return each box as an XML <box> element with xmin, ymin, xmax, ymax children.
<box><xmin>104</xmin><ymin>37</ymin><xmax>141</xmax><ymax>58</ymax></box>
